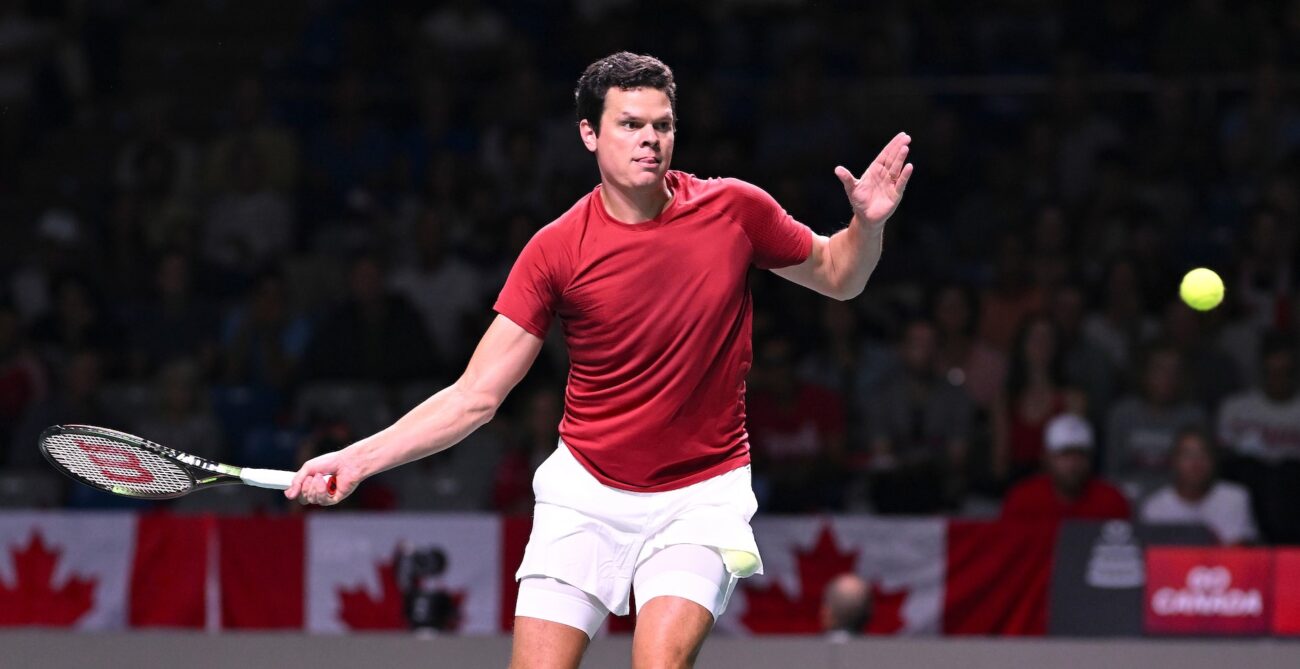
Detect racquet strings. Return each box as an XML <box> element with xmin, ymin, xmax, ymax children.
<box><xmin>43</xmin><ymin>431</ymin><xmax>192</xmax><ymax>496</ymax></box>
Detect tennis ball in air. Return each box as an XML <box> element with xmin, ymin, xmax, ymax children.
<box><xmin>1180</xmin><ymin>268</ymin><xmax>1224</xmax><ymax>311</ymax></box>
<box><xmin>720</xmin><ymin>549</ymin><xmax>760</xmax><ymax>578</ymax></box>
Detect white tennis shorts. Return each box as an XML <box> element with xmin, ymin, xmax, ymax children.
<box><xmin>515</xmin><ymin>441</ymin><xmax>764</xmax><ymax>617</ymax></box>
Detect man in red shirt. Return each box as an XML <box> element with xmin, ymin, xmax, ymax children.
<box><xmin>287</xmin><ymin>52</ymin><xmax>912</xmax><ymax>668</ymax></box>
<box><xmin>1001</xmin><ymin>413</ymin><xmax>1131</xmax><ymax>522</ymax></box>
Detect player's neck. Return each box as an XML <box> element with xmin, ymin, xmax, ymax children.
<box><xmin>600</xmin><ymin>178</ymin><xmax>673</xmax><ymax>224</ymax></box>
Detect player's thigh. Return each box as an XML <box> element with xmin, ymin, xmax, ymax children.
<box><xmin>509</xmin><ymin>616</ymin><xmax>590</xmax><ymax>669</ymax></box>
<box><xmin>631</xmin><ymin>544</ymin><xmax>729</xmax><ymax>669</ymax></box>
<box><xmin>631</xmin><ymin>596</ymin><xmax>714</xmax><ymax>669</ymax></box>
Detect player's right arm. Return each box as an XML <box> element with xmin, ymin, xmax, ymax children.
<box><xmin>286</xmin><ymin>314</ymin><xmax>543</xmax><ymax>504</ymax></box>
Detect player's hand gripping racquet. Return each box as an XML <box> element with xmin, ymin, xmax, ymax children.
<box><xmin>39</xmin><ymin>424</ymin><xmax>336</xmax><ymax>499</ymax></box>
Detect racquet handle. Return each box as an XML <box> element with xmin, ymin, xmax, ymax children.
<box><xmin>242</xmin><ymin>468</ymin><xmax>338</xmax><ymax>495</ymax></box>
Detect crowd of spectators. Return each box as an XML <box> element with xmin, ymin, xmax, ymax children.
<box><xmin>0</xmin><ymin>1</ymin><xmax>1298</xmax><ymax>543</ymax></box>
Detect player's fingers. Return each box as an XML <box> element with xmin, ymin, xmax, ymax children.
<box><xmin>834</xmin><ymin>165</ymin><xmax>855</xmax><ymax>190</ymax></box>
<box><xmin>896</xmin><ymin>163</ymin><xmax>914</xmax><ymax>193</ymax></box>
<box><xmin>890</xmin><ymin>145</ymin><xmax>910</xmax><ymax>180</ymax></box>
<box><xmin>285</xmin><ymin>471</ymin><xmax>304</xmax><ymax>499</ymax></box>
<box><xmin>886</xmin><ymin>131</ymin><xmax>909</xmax><ymax>166</ymax></box>
<box><xmin>874</xmin><ymin>132</ymin><xmax>904</xmax><ymax>169</ymax></box>
<box><xmin>309</xmin><ymin>474</ymin><xmax>328</xmax><ymax>506</ymax></box>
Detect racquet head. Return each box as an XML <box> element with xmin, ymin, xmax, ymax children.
<box><xmin>39</xmin><ymin>424</ymin><xmax>233</xmax><ymax>499</ymax></box>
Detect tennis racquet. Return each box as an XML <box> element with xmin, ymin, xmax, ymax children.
<box><xmin>39</xmin><ymin>424</ymin><xmax>335</xmax><ymax>500</ymax></box>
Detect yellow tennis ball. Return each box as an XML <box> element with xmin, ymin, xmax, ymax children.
<box><xmin>720</xmin><ymin>549</ymin><xmax>760</xmax><ymax>578</ymax></box>
<box><xmin>1180</xmin><ymin>268</ymin><xmax>1224</xmax><ymax>311</ymax></box>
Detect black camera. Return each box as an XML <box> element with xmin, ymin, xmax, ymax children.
<box><xmin>393</xmin><ymin>544</ymin><xmax>459</xmax><ymax>631</ymax></box>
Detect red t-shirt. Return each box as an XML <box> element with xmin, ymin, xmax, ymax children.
<box><xmin>1000</xmin><ymin>474</ymin><xmax>1131</xmax><ymax>523</ymax></box>
<box><xmin>747</xmin><ymin>384</ymin><xmax>845</xmax><ymax>461</ymax></box>
<box><xmin>494</xmin><ymin>171</ymin><xmax>814</xmax><ymax>491</ymax></box>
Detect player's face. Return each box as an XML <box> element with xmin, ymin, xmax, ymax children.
<box><xmin>581</xmin><ymin>87</ymin><xmax>675</xmax><ymax>190</ymax></box>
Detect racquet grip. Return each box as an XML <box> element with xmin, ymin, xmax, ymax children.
<box><xmin>242</xmin><ymin>468</ymin><xmax>338</xmax><ymax>496</ymax></box>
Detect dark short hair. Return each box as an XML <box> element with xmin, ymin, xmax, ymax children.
<box><xmin>575</xmin><ymin>52</ymin><xmax>676</xmax><ymax>134</ymax></box>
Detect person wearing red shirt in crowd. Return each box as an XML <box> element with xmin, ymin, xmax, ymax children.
<box><xmin>1001</xmin><ymin>413</ymin><xmax>1131</xmax><ymax>523</ymax></box>
<box><xmin>285</xmin><ymin>52</ymin><xmax>913</xmax><ymax>668</ymax></box>
<box><xmin>747</xmin><ymin>335</ymin><xmax>846</xmax><ymax>512</ymax></box>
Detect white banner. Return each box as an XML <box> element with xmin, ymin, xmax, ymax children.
<box><xmin>307</xmin><ymin>513</ymin><xmax>501</xmax><ymax>634</ymax></box>
<box><xmin>722</xmin><ymin>517</ymin><xmax>946</xmax><ymax>635</ymax></box>
<box><xmin>0</xmin><ymin>512</ymin><xmax>136</xmax><ymax>630</ymax></box>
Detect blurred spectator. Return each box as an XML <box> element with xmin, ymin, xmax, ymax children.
<box><xmin>8</xmin><ymin>209</ymin><xmax>92</xmax><ymax>324</ymax></box>
<box><xmin>0</xmin><ymin>0</ymin><xmax>55</xmax><ymax>158</ymax></box>
<box><xmin>1084</xmin><ymin>258</ymin><xmax>1159</xmax><ymax>369</ymax></box>
<box><xmin>388</xmin><ymin>209</ymin><xmax>486</xmax><ymax>366</ymax></box>
<box><xmin>204</xmin><ymin>76</ymin><xmax>299</xmax><ymax>195</ymax></box>
<box><xmin>930</xmin><ymin>283</ymin><xmax>1005</xmax><ymax>411</ymax></box>
<box><xmin>10</xmin><ymin>349</ymin><xmax>119</xmax><ymax>468</ymax></box>
<box><xmin>0</xmin><ymin>300</ymin><xmax>47</xmax><ymax>448</ymax></box>
<box><xmin>303</xmin><ymin>253</ymin><xmax>438</xmax><ymax>385</ymax></box>
<box><xmin>1219</xmin><ymin>331</ymin><xmax>1300</xmax><ymax>463</ymax></box>
<box><xmin>29</xmin><ymin>274</ymin><xmax>120</xmax><ymax>369</ymax></box>
<box><xmin>419</xmin><ymin>0</ymin><xmax>509</xmax><ymax>58</ymax></box>
<box><xmin>977</xmin><ymin>234</ymin><xmax>1043</xmax><ymax>353</ymax></box>
<box><xmin>124</xmin><ymin>251</ymin><xmax>218</xmax><ymax>380</ymax></box>
<box><xmin>867</xmin><ymin>320</ymin><xmax>974</xmax><ymax>513</ymax></box>
<box><xmin>1233</xmin><ymin>207</ymin><xmax>1296</xmax><ymax>333</ymax></box>
<box><xmin>821</xmin><ymin>573</ymin><xmax>871</xmax><ymax>641</ymax></box>
<box><xmin>113</xmin><ymin>97</ymin><xmax>202</xmax><ymax>258</ymax></box>
<box><xmin>219</xmin><ymin>271</ymin><xmax>312</xmax><ymax>392</ymax></box>
<box><xmin>131</xmin><ymin>359</ymin><xmax>222</xmax><ymax>463</ymax></box>
<box><xmin>1140</xmin><ymin>428</ymin><xmax>1259</xmax><ymax>545</ymax></box>
<box><xmin>798</xmin><ymin>300</ymin><xmax>897</xmax><ymax>447</ymax></box>
<box><xmin>1218</xmin><ymin>331</ymin><xmax>1300</xmax><ymax>542</ymax></box>
<box><xmin>1105</xmin><ymin>344</ymin><xmax>1208</xmax><ymax>499</ymax></box>
<box><xmin>203</xmin><ymin>142</ymin><xmax>294</xmax><ymax>279</ymax></box>
<box><xmin>1051</xmin><ymin>74</ymin><xmax>1124</xmax><ymax>205</ymax></box>
<box><xmin>749</xmin><ymin>336</ymin><xmax>846</xmax><ymax>512</ymax></box>
<box><xmin>493</xmin><ymin>385</ymin><xmax>564</xmax><ymax>513</ymax></box>
<box><xmin>303</xmin><ymin>70</ymin><xmax>394</xmax><ymax>216</ymax></box>
<box><xmin>1162</xmin><ymin>300</ymin><xmax>1243</xmax><ymax>413</ymax></box>
<box><xmin>1001</xmin><ymin>414</ymin><xmax>1131</xmax><ymax>522</ymax></box>
<box><xmin>115</xmin><ymin>96</ymin><xmax>198</xmax><ymax>197</ymax></box>
<box><xmin>992</xmin><ymin>315</ymin><xmax>1083</xmax><ymax>483</ymax></box>
<box><xmin>1050</xmin><ymin>283</ymin><xmax>1119</xmax><ymax>429</ymax></box>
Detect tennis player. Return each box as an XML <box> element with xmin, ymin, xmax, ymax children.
<box><xmin>287</xmin><ymin>52</ymin><xmax>912</xmax><ymax>668</ymax></box>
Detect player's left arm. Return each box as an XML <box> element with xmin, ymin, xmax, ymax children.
<box><xmin>772</xmin><ymin>132</ymin><xmax>912</xmax><ymax>300</ymax></box>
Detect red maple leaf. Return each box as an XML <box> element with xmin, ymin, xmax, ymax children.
<box><xmin>337</xmin><ymin>558</ymin><xmax>466</xmax><ymax>631</ymax></box>
<box><xmin>741</xmin><ymin>524</ymin><xmax>858</xmax><ymax>634</ymax></box>
<box><xmin>0</xmin><ymin>531</ymin><xmax>97</xmax><ymax>626</ymax></box>
<box><xmin>865</xmin><ymin>581</ymin><xmax>908</xmax><ymax>635</ymax></box>
<box><xmin>740</xmin><ymin>524</ymin><xmax>913</xmax><ymax>635</ymax></box>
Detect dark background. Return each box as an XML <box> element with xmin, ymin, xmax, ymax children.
<box><xmin>0</xmin><ymin>0</ymin><xmax>1296</xmax><ymax>539</ymax></box>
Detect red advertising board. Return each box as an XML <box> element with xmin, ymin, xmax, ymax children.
<box><xmin>1145</xmin><ymin>548</ymin><xmax>1272</xmax><ymax>635</ymax></box>
<box><xmin>1274</xmin><ymin>549</ymin><xmax>1300</xmax><ymax>636</ymax></box>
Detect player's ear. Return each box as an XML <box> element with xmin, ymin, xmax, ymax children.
<box><xmin>578</xmin><ymin>118</ymin><xmax>598</xmax><ymax>153</ymax></box>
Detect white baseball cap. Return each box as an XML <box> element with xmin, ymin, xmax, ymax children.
<box><xmin>1044</xmin><ymin>414</ymin><xmax>1094</xmax><ymax>453</ymax></box>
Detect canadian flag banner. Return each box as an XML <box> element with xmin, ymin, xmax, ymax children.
<box><xmin>0</xmin><ymin>512</ymin><xmax>135</xmax><ymax>629</ymax></box>
<box><xmin>18</xmin><ymin>511</ymin><xmax>1269</xmax><ymax>637</ymax></box>
<box><xmin>0</xmin><ymin>512</ymin><xmax>217</xmax><ymax>630</ymax></box>
<box><xmin>305</xmin><ymin>514</ymin><xmax>501</xmax><ymax>634</ymax></box>
<box><xmin>724</xmin><ymin>517</ymin><xmax>946</xmax><ymax>635</ymax></box>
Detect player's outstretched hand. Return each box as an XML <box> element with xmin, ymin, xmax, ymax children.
<box><xmin>285</xmin><ymin>450</ymin><xmax>360</xmax><ymax>506</ymax></box>
<box><xmin>835</xmin><ymin>131</ymin><xmax>913</xmax><ymax>228</ymax></box>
